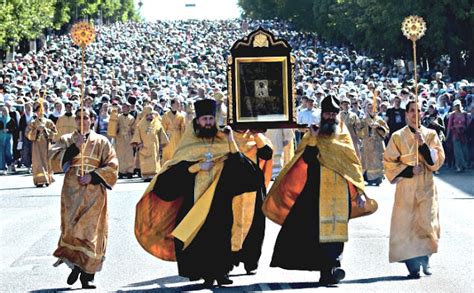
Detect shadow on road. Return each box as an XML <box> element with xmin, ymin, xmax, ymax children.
<box><xmin>121</xmin><ymin>276</ymin><xmax>336</xmax><ymax>291</ymax></box>
<box><xmin>342</xmin><ymin>275</ymin><xmax>408</xmax><ymax>284</ymax></box>
<box><xmin>29</xmin><ymin>287</ymin><xmax>80</xmax><ymax>293</ymax></box>
<box><xmin>124</xmin><ymin>275</ymin><xmax>192</xmax><ymax>289</ymax></box>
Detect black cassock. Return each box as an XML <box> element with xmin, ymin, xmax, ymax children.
<box><xmin>270</xmin><ymin>146</ymin><xmax>349</xmax><ymax>271</ymax></box>
<box><xmin>234</xmin><ymin>145</ymin><xmax>273</xmax><ymax>272</ymax></box>
<box><xmin>153</xmin><ymin>152</ymin><xmax>259</xmax><ymax>280</ymax></box>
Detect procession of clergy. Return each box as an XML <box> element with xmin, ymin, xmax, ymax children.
<box><xmin>26</xmin><ymin>91</ymin><xmax>443</xmax><ymax>289</ymax></box>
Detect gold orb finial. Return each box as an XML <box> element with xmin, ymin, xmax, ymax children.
<box><xmin>401</xmin><ymin>16</ymin><xmax>426</xmax><ymax>42</ymax></box>
<box><xmin>71</xmin><ymin>22</ymin><xmax>96</xmax><ymax>48</ymax></box>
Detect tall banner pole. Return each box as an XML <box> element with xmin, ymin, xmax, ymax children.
<box><xmin>402</xmin><ymin>15</ymin><xmax>426</xmax><ymax>165</ymax></box>
<box><xmin>71</xmin><ymin>22</ymin><xmax>96</xmax><ymax>176</ymax></box>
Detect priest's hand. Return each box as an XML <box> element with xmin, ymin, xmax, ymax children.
<box><xmin>78</xmin><ymin>174</ymin><xmax>92</xmax><ymax>185</ymax></box>
<box><xmin>415</xmin><ymin>131</ymin><xmax>425</xmax><ymax>146</ymax></box>
<box><xmin>200</xmin><ymin>161</ymin><xmax>215</xmax><ymax>171</ymax></box>
<box><xmin>222</xmin><ymin>125</ymin><xmax>234</xmax><ymax>142</ymax></box>
<box><xmin>356</xmin><ymin>194</ymin><xmax>366</xmax><ymax>208</ymax></box>
<box><xmin>75</xmin><ymin>134</ymin><xmax>85</xmax><ymax>149</ymax></box>
<box><xmin>413</xmin><ymin>164</ymin><xmax>423</xmax><ymax>175</ymax></box>
<box><xmin>309</xmin><ymin>124</ymin><xmax>319</xmax><ymax>137</ymax></box>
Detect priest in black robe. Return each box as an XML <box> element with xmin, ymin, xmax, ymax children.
<box><xmin>135</xmin><ymin>99</ymin><xmax>260</xmax><ymax>288</ymax></box>
<box><xmin>263</xmin><ymin>95</ymin><xmax>367</xmax><ymax>285</ymax></box>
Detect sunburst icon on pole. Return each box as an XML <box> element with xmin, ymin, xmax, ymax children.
<box><xmin>401</xmin><ymin>15</ymin><xmax>426</xmax><ymax>164</ymax></box>
<box><xmin>71</xmin><ymin>21</ymin><xmax>96</xmax><ymax>48</ymax></box>
<box><xmin>401</xmin><ymin>15</ymin><xmax>426</xmax><ymax>42</ymax></box>
<box><xmin>70</xmin><ymin>21</ymin><xmax>96</xmax><ymax>175</ymax></box>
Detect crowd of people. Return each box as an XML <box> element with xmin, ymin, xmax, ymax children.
<box><xmin>0</xmin><ymin>18</ymin><xmax>472</xmax><ymax>289</ymax></box>
<box><xmin>0</xmin><ymin>19</ymin><xmax>472</xmax><ymax>178</ymax></box>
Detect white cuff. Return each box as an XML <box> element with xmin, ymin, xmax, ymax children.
<box><xmin>430</xmin><ymin>148</ymin><xmax>438</xmax><ymax>164</ymax></box>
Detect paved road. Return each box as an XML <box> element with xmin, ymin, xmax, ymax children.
<box><xmin>0</xmin><ymin>167</ymin><xmax>473</xmax><ymax>292</ymax></box>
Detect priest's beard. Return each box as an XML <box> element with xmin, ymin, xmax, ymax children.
<box><xmin>319</xmin><ymin>116</ymin><xmax>339</xmax><ymax>136</ymax></box>
<box><xmin>193</xmin><ymin>119</ymin><xmax>218</xmax><ymax>138</ymax></box>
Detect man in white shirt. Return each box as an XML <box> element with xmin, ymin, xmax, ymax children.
<box><xmin>297</xmin><ymin>96</ymin><xmax>321</xmax><ymax>126</ymax></box>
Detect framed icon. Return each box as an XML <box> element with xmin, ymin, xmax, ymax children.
<box><xmin>227</xmin><ymin>28</ymin><xmax>297</xmax><ymax>129</ymax></box>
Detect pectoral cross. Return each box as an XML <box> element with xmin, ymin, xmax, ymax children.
<box><xmin>205</xmin><ymin>152</ymin><xmax>213</xmax><ymax>162</ymax></box>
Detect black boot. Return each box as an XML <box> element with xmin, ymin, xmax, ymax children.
<box><xmin>244</xmin><ymin>263</ymin><xmax>258</xmax><ymax>275</ymax></box>
<box><xmin>80</xmin><ymin>272</ymin><xmax>96</xmax><ymax>289</ymax></box>
<box><xmin>319</xmin><ymin>268</ymin><xmax>345</xmax><ymax>285</ymax></box>
<box><xmin>216</xmin><ymin>274</ymin><xmax>233</xmax><ymax>286</ymax></box>
<box><xmin>202</xmin><ymin>278</ymin><xmax>214</xmax><ymax>288</ymax></box>
<box><xmin>66</xmin><ymin>266</ymin><xmax>81</xmax><ymax>285</ymax></box>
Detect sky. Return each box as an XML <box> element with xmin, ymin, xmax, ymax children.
<box><xmin>136</xmin><ymin>0</ymin><xmax>242</xmax><ymax>21</ymax></box>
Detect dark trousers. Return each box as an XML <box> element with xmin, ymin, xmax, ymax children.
<box><xmin>404</xmin><ymin>255</ymin><xmax>429</xmax><ymax>274</ymax></box>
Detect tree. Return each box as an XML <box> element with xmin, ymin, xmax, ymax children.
<box><xmin>0</xmin><ymin>0</ymin><xmax>56</xmax><ymax>48</ymax></box>
<box><xmin>239</xmin><ymin>0</ymin><xmax>474</xmax><ymax>78</ymax></box>
<box><xmin>0</xmin><ymin>0</ymin><xmax>141</xmax><ymax>51</ymax></box>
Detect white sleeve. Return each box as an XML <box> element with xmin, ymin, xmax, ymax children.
<box><xmin>430</xmin><ymin>147</ymin><xmax>438</xmax><ymax>164</ymax></box>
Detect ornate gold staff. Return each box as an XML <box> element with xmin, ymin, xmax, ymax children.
<box><xmin>71</xmin><ymin>22</ymin><xmax>96</xmax><ymax>175</ymax></box>
<box><xmin>402</xmin><ymin>15</ymin><xmax>426</xmax><ymax>164</ymax></box>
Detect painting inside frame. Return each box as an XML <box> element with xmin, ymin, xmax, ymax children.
<box><xmin>235</xmin><ymin>57</ymin><xmax>288</xmax><ymax>122</ymax></box>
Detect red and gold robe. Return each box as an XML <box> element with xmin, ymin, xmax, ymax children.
<box><xmin>50</xmin><ymin>130</ymin><xmax>118</xmax><ymax>273</ymax></box>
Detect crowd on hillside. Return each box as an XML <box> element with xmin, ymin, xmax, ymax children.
<box><xmin>0</xmin><ymin>19</ymin><xmax>473</xmax><ymax>178</ymax></box>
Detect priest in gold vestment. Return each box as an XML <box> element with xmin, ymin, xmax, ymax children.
<box><xmin>384</xmin><ymin>100</ymin><xmax>445</xmax><ymax>279</ymax></box>
<box><xmin>358</xmin><ymin>100</ymin><xmax>389</xmax><ymax>186</ymax></box>
<box><xmin>50</xmin><ymin>109</ymin><xmax>118</xmax><ymax>289</ymax></box>
<box><xmin>263</xmin><ymin>95</ymin><xmax>366</xmax><ymax>285</ymax></box>
<box><xmin>26</xmin><ymin>102</ymin><xmax>57</xmax><ymax>187</ymax></box>
<box><xmin>131</xmin><ymin>107</ymin><xmax>169</xmax><ymax>181</ymax></box>
<box><xmin>115</xmin><ymin>103</ymin><xmax>136</xmax><ymax>179</ymax></box>
<box><xmin>134</xmin><ymin>99</ymin><xmax>260</xmax><ymax>288</ymax></box>
<box><xmin>161</xmin><ymin>98</ymin><xmax>186</xmax><ymax>164</ymax></box>
<box><xmin>54</xmin><ymin>101</ymin><xmax>76</xmax><ymax>142</ymax></box>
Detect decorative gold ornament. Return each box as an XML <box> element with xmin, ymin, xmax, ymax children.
<box><xmin>253</xmin><ymin>33</ymin><xmax>269</xmax><ymax>47</ymax></box>
<box><xmin>401</xmin><ymin>15</ymin><xmax>426</xmax><ymax>42</ymax></box>
<box><xmin>71</xmin><ymin>22</ymin><xmax>96</xmax><ymax>48</ymax></box>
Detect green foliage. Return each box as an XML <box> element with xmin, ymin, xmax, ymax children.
<box><xmin>239</xmin><ymin>0</ymin><xmax>474</xmax><ymax>77</ymax></box>
<box><xmin>0</xmin><ymin>0</ymin><xmax>141</xmax><ymax>50</ymax></box>
<box><xmin>0</xmin><ymin>0</ymin><xmax>56</xmax><ymax>48</ymax></box>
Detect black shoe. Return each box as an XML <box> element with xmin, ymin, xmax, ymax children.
<box><xmin>80</xmin><ymin>272</ymin><xmax>96</xmax><ymax>289</ymax></box>
<box><xmin>216</xmin><ymin>275</ymin><xmax>233</xmax><ymax>286</ymax></box>
<box><xmin>66</xmin><ymin>266</ymin><xmax>81</xmax><ymax>285</ymax></box>
<box><xmin>127</xmin><ymin>173</ymin><xmax>133</xmax><ymax>179</ymax></box>
<box><xmin>407</xmin><ymin>272</ymin><xmax>421</xmax><ymax>279</ymax></box>
<box><xmin>319</xmin><ymin>268</ymin><xmax>345</xmax><ymax>285</ymax></box>
<box><xmin>35</xmin><ymin>184</ymin><xmax>43</xmax><ymax>188</ymax></box>
<box><xmin>202</xmin><ymin>278</ymin><xmax>214</xmax><ymax>288</ymax></box>
<box><xmin>118</xmin><ymin>173</ymin><xmax>124</xmax><ymax>179</ymax></box>
<box><xmin>244</xmin><ymin>263</ymin><xmax>257</xmax><ymax>275</ymax></box>
<box><xmin>331</xmin><ymin>268</ymin><xmax>345</xmax><ymax>283</ymax></box>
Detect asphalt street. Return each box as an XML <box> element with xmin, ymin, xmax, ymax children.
<box><xmin>0</xmin><ymin>167</ymin><xmax>473</xmax><ymax>292</ymax></box>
